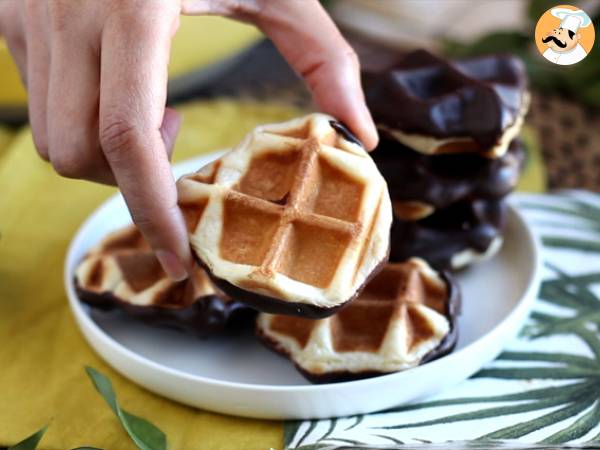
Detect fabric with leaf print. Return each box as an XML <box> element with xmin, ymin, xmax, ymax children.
<box><xmin>285</xmin><ymin>191</ymin><xmax>600</xmax><ymax>450</ymax></box>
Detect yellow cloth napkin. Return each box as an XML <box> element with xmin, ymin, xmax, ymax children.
<box><xmin>0</xmin><ymin>125</ymin><xmax>15</xmax><ymax>157</ymax></box>
<box><xmin>0</xmin><ymin>99</ymin><xmax>301</xmax><ymax>450</ymax></box>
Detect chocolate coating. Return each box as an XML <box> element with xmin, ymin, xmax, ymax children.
<box><xmin>329</xmin><ymin>120</ymin><xmax>363</xmax><ymax>148</ymax></box>
<box><xmin>198</xmin><ymin>250</ymin><xmax>389</xmax><ymax>319</ymax></box>
<box><xmin>421</xmin><ymin>272</ymin><xmax>461</xmax><ymax>364</ymax></box>
<box><xmin>363</xmin><ymin>50</ymin><xmax>527</xmax><ymax>151</ymax></box>
<box><xmin>76</xmin><ymin>283</ymin><xmax>256</xmax><ymax>338</ymax></box>
<box><xmin>256</xmin><ymin>269</ymin><xmax>461</xmax><ymax>384</ymax></box>
<box><xmin>372</xmin><ymin>137</ymin><xmax>525</xmax><ymax>209</ymax></box>
<box><xmin>390</xmin><ymin>199</ymin><xmax>508</xmax><ymax>270</ymax></box>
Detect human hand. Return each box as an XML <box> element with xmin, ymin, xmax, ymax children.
<box><xmin>0</xmin><ymin>0</ymin><xmax>377</xmax><ymax>280</ymax></box>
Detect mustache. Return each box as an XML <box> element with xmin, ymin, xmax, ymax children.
<box><xmin>542</xmin><ymin>35</ymin><xmax>567</xmax><ymax>48</ymax></box>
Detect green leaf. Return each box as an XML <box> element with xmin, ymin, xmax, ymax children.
<box><xmin>574</xmin><ymin>327</ymin><xmax>600</xmax><ymax>361</ymax></box>
<box><xmin>320</xmin><ymin>437</ymin><xmax>366</xmax><ymax>445</ymax></box>
<box><xmin>71</xmin><ymin>448</ymin><xmax>105</xmax><ymax>450</ymax></box>
<box><xmin>526</xmin><ymin>312</ymin><xmax>600</xmax><ymax>338</ymax></box>
<box><xmin>543</xmin><ymin>400</ymin><xmax>600</xmax><ymax>443</ymax></box>
<box><xmin>318</xmin><ymin>418</ymin><xmax>337</xmax><ymax>442</ymax></box>
<box><xmin>8</xmin><ymin>426</ymin><xmax>48</xmax><ymax>450</ymax></box>
<box><xmin>532</xmin><ymin>220</ymin><xmax>600</xmax><ymax>233</ymax></box>
<box><xmin>540</xmin><ymin>284</ymin><xmax>589</xmax><ymax>310</ymax></box>
<box><xmin>528</xmin><ymin>311</ymin><xmax>561</xmax><ymax>322</ymax></box>
<box><xmin>544</xmin><ymin>264</ymin><xmax>600</xmax><ymax>307</ymax></box>
<box><xmin>475</xmin><ymin>366</ymin><xmax>598</xmax><ymax>379</ymax></box>
<box><xmin>542</xmin><ymin>237</ymin><xmax>600</xmax><ymax>253</ymax></box>
<box><xmin>478</xmin><ymin>396</ymin><xmax>595</xmax><ymax>440</ymax></box>
<box><xmin>295</xmin><ymin>419</ymin><xmax>318</xmax><ymax>448</ymax></box>
<box><xmin>378</xmin><ymin>381</ymin><xmax>593</xmax><ymax>414</ymax></box>
<box><xmin>377</xmin><ymin>397</ymin><xmax>570</xmax><ymax>430</ymax></box>
<box><xmin>343</xmin><ymin>414</ymin><xmax>364</xmax><ymax>431</ymax></box>
<box><xmin>291</xmin><ymin>444</ymin><xmax>331</xmax><ymax>450</ymax></box>
<box><xmin>371</xmin><ymin>434</ymin><xmax>404</xmax><ymax>445</ymax></box>
<box><xmin>498</xmin><ymin>351</ymin><xmax>600</xmax><ymax>369</ymax></box>
<box><xmin>85</xmin><ymin>367</ymin><xmax>167</xmax><ymax>450</ymax></box>
<box><xmin>520</xmin><ymin>201</ymin><xmax>600</xmax><ymax>224</ymax></box>
<box><xmin>284</xmin><ymin>421</ymin><xmax>303</xmax><ymax>448</ymax></box>
<box><xmin>541</xmin><ymin>278</ymin><xmax>599</xmax><ymax>311</ymax></box>
<box><xmin>543</xmin><ymin>272</ymin><xmax>600</xmax><ymax>286</ymax></box>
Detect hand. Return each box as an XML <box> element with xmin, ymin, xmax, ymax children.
<box><xmin>0</xmin><ymin>0</ymin><xmax>377</xmax><ymax>280</ymax></box>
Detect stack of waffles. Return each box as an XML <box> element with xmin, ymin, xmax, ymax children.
<box><xmin>364</xmin><ymin>50</ymin><xmax>529</xmax><ymax>270</ymax></box>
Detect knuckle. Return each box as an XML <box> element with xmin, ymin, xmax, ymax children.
<box><xmin>114</xmin><ymin>1</ymin><xmax>177</xmax><ymax>34</ymax></box>
<box><xmin>47</xmin><ymin>0</ymin><xmax>71</xmax><ymax>34</ymax></box>
<box><xmin>23</xmin><ymin>0</ymin><xmax>45</xmax><ymax>27</ymax></box>
<box><xmin>99</xmin><ymin>116</ymin><xmax>143</xmax><ymax>160</ymax></box>
<box><xmin>51</xmin><ymin>155</ymin><xmax>88</xmax><ymax>179</ymax></box>
<box><xmin>23</xmin><ymin>0</ymin><xmax>39</xmax><ymax>16</ymax></box>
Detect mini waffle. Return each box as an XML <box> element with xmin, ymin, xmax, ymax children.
<box><xmin>390</xmin><ymin>199</ymin><xmax>507</xmax><ymax>270</ymax></box>
<box><xmin>363</xmin><ymin>50</ymin><xmax>529</xmax><ymax>157</ymax></box>
<box><xmin>75</xmin><ymin>225</ymin><xmax>254</xmax><ymax>337</ymax></box>
<box><xmin>177</xmin><ymin>114</ymin><xmax>392</xmax><ymax>318</ymax></box>
<box><xmin>373</xmin><ymin>138</ymin><xmax>525</xmax><ymax>220</ymax></box>
<box><xmin>256</xmin><ymin>258</ymin><xmax>460</xmax><ymax>383</ymax></box>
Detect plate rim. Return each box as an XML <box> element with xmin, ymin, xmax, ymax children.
<box><xmin>64</xmin><ymin>152</ymin><xmax>543</xmax><ymax>395</ymax></box>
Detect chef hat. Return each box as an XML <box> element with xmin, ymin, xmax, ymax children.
<box><xmin>551</xmin><ymin>7</ymin><xmax>592</xmax><ymax>33</ymax></box>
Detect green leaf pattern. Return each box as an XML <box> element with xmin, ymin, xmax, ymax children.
<box><xmin>286</xmin><ymin>192</ymin><xmax>600</xmax><ymax>449</ymax></box>
<box><xmin>85</xmin><ymin>367</ymin><xmax>167</xmax><ymax>450</ymax></box>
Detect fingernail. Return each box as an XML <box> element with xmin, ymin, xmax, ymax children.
<box><xmin>156</xmin><ymin>250</ymin><xmax>188</xmax><ymax>281</ymax></box>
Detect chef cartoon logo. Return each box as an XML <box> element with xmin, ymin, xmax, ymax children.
<box><xmin>535</xmin><ymin>5</ymin><xmax>595</xmax><ymax>65</ymax></box>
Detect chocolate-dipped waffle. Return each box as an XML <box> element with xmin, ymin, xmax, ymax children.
<box><xmin>364</xmin><ymin>50</ymin><xmax>529</xmax><ymax>157</ymax></box>
<box><xmin>390</xmin><ymin>199</ymin><xmax>507</xmax><ymax>271</ymax></box>
<box><xmin>177</xmin><ymin>114</ymin><xmax>392</xmax><ymax>318</ymax></box>
<box><xmin>256</xmin><ymin>258</ymin><xmax>460</xmax><ymax>383</ymax></box>
<box><xmin>75</xmin><ymin>225</ymin><xmax>254</xmax><ymax>337</ymax></box>
<box><xmin>373</xmin><ymin>138</ymin><xmax>525</xmax><ymax>220</ymax></box>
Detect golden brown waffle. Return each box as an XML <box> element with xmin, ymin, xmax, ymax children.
<box><xmin>177</xmin><ymin>114</ymin><xmax>392</xmax><ymax>318</ymax></box>
<box><xmin>256</xmin><ymin>258</ymin><xmax>460</xmax><ymax>383</ymax></box>
<box><xmin>75</xmin><ymin>225</ymin><xmax>253</xmax><ymax>337</ymax></box>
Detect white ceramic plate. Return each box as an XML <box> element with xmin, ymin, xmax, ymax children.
<box><xmin>65</xmin><ymin>152</ymin><xmax>542</xmax><ymax>420</ymax></box>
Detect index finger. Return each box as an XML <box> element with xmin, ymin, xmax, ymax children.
<box><xmin>183</xmin><ymin>0</ymin><xmax>379</xmax><ymax>150</ymax></box>
<box><xmin>99</xmin><ymin>4</ymin><xmax>191</xmax><ymax>280</ymax></box>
